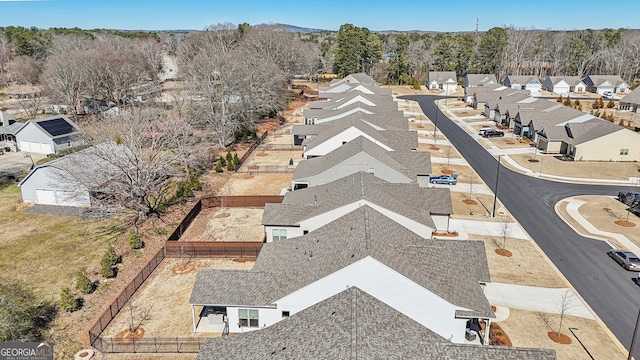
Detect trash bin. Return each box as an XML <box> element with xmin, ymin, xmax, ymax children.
<box><xmin>465</xmin><ymin>329</ymin><xmax>477</xmax><ymax>341</ymax></box>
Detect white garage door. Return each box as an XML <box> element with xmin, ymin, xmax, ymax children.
<box><xmin>19</xmin><ymin>141</ymin><xmax>53</xmax><ymax>154</ymax></box>
<box><xmin>35</xmin><ymin>189</ymin><xmax>57</xmax><ymax>205</ymax></box>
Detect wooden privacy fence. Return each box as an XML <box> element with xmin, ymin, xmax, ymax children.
<box><xmin>235</xmin><ymin>165</ymin><xmax>295</xmax><ymax>174</ymax></box>
<box><xmin>165</xmin><ymin>241</ymin><xmax>263</xmax><ymax>258</ymax></box>
<box><xmin>233</xmin><ymin>131</ymin><xmax>268</xmax><ymax>172</ymax></box>
<box><xmin>87</xmin><ymin>247</ymin><xmax>165</xmax><ymax>347</ymax></box>
<box><xmin>93</xmin><ymin>337</ymin><xmax>204</xmax><ymax>353</ymax></box>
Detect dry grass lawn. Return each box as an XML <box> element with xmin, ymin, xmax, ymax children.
<box><xmin>474</xmin><ymin>235</ymin><xmax>566</xmax><ymax>288</ymax></box>
<box><xmin>509</xmin><ymin>153</ymin><xmax>640</xmax><ymax>180</ymax></box>
<box><xmin>179</xmin><ymin>207</ymin><xmax>264</xmax><ymax>242</ymax></box>
<box><xmin>574</xmin><ymin>195</ymin><xmax>640</xmax><ymax>246</ymax></box>
<box><xmin>450</xmin><ymin>192</ymin><xmax>498</xmax><ymax>220</ymax></box>
<box><xmin>0</xmin><ymin>185</ymin><xmax>120</xmax><ymax>299</ymax></box>
<box><xmin>420</xmin><ymin>144</ymin><xmax>463</xmax><ymax>159</ymax></box>
<box><xmin>498</xmin><ymin>309</ymin><xmax>626</xmax><ymax>360</ymax></box>
<box><xmin>101</xmin><ymin>258</ymin><xmax>254</xmax><ymax>338</ymax></box>
<box><xmin>241</xmin><ymin>149</ymin><xmax>301</xmax><ymax>168</ymax></box>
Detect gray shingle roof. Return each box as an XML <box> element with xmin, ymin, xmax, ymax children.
<box><xmin>464</xmin><ymin>74</ymin><xmax>498</xmax><ymax>87</ymax></box>
<box><xmin>505</xmin><ymin>75</ymin><xmax>541</xmax><ymax>85</ymax></box>
<box><xmin>620</xmin><ymin>86</ymin><xmax>640</xmax><ymax>105</ymax></box>
<box><xmin>292</xmin><ymin>136</ymin><xmax>431</xmax><ymax>181</ymax></box>
<box><xmin>192</xmin><ymin>206</ymin><xmax>492</xmax><ymax>320</ymax></box>
<box><xmin>429</xmin><ymin>71</ymin><xmax>457</xmax><ymax>83</ymax></box>
<box><xmin>196</xmin><ymin>287</ymin><xmax>556</xmax><ymax>360</ymax></box>
<box><xmin>303</xmin><ymin>119</ymin><xmax>418</xmax><ymax>153</ymax></box>
<box><xmin>264</xmin><ymin>171</ymin><xmax>449</xmax><ymax>228</ymax></box>
<box><xmin>585</xmin><ymin>75</ymin><xmax>627</xmax><ymax>87</ymax></box>
<box><xmin>545</xmin><ymin>76</ymin><xmax>585</xmax><ymax>87</ymax></box>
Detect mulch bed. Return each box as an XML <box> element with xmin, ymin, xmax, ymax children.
<box><xmin>615</xmin><ymin>220</ymin><xmax>636</xmax><ymax>227</ymax></box>
<box><xmin>433</xmin><ymin>231</ymin><xmax>459</xmax><ymax>237</ymax></box>
<box><xmin>547</xmin><ymin>332</ymin><xmax>572</xmax><ymax>344</ymax></box>
<box><xmin>441</xmin><ymin>169</ymin><xmax>454</xmax><ymax>175</ymax></box>
<box><xmin>115</xmin><ymin>327</ymin><xmax>145</xmax><ymax>341</ymax></box>
<box><xmin>171</xmin><ymin>263</ymin><xmax>195</xmax><ymax>275</ymax></box>
<box><xmin>463</xmin><ymin>199</ymin><xmax>478</xmax><ymax>205</ymax></box>
<box><xmin>495</xmin><ymin>248</ymin><xmax>513</xmax><ymax>257</ymax></box>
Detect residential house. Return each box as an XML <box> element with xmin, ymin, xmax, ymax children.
<box><xmin>583</xmin><ymin>75</ymin><xmax>629</xmax><ymax>95</ymax></box>
<box><xmin>14</xmin><ymin>115</ymin><xmax>84</xmax><ymax>154</ymax></box>
<box><xmin>291</xmin><ymin>136</ymin><xmax>431</xmax><ymax>190</ymax></box>
<box><xmin>428</xmin><ymin>71</ymin><xmax>457</xmax><ymax>95</ymax></box>
<box><xmin>190</xmin><ymin>206</ymin><xmax>493</xmax><ymax>344</ymax></box>
<box><xmin>541</xmin><ymin>76</ymin><xmax>586</xmax><ymax>96</ymax></box>
<box><xmin>468</xmin><ymin>84</ymin><xmax>509</xmax><ymax>108</ymax></box>
<box><xmin>18</xmin><ymin>143</ymin><xmax>122</xmax><ymax>206</ymax></box>
<box><xmin>0</xmin><ymin>110</ymin><xmax>21</xmax><ymax>152</ymax></box>
<box><xmin>195</xmin><ymin>286</ymin><xmax>556</xmax><ymax>360</ymax></box>
<box><xmin>493</xmin><ymin>98</ymin><xmax>557</xmax><ymax>128</ymax></box>
<box><xmin>484</xmin><ymin>91</ymin><xmax>530</xmax><ymax>119</ymax></box>
<box><xmin>302</xmin><ymin>119</ymin><xmax>417</xmax><ymax>158</ymax></box>
<box><xmin>537</xmin><ymin>118</ymin><xmax>640</xmax><ymax>161</ymax></box>
<box><xmin>263</xmin><ymin>171</ymin><xmax>451</xmax><ymax>241</ymax></box>
<box><xmin>463</xmin><ymin>74</ymin><xmax>498</xmax><ymax>88</ymax></box>
<box><xmin>619</xmin><ymin>86</ymin><xmax>640</xmax><ymax>113</ymax></box>
<box><xmin>502</xmin><ymin>76</ymin><xmax>542</xmax><ymax>95</ymax></box>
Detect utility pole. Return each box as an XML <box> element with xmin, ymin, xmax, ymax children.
<box><xmin>492</xmin><ymin>155</ymin><xmax>502</xmax><ymax>217</ymax></box>
<box><xmin>628</xmin><ymin>306</ymin><xmax>640</xmax><ymax>360</ymax></box>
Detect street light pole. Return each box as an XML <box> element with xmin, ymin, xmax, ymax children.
<box><xmin>492</xmin><ymin>155</ymin><xmax>502</xmax><ymax>217</ymax></box>
<box><xmin>627</xmin><ymin>306</ymin><xmax>640</xmax><ymax>360</ymax></box>
<box><xmin>433</xmin><ymin>100</ymin><xmax>439</xmax><ymax>148</ymax></box>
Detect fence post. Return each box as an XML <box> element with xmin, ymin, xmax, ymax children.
<box><xmin>154</xmin><ymin>337</ymin><xmax>157</xmax><ymax>353</ymax></box>
<box><xmin>132</xmin><ymin>337</ymin><xmax>136</xmax><ymax>353</ymax></box>
<box><xmin>176</xmin><ymin>337</ymin><xmax>179</xmax><ymax>353</ymax></box>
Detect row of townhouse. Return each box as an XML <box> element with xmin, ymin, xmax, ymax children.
<box><xmin>431</xmin><ymin>71</ymin><xmax>629</xmax><ymax>98</ymax></box>
<box><xmin>192</xmin><ymin>73</ymin><xmax>556</xmax><ymax>359</ymax></box>
<box><xmin>466</xmin><ymin>84</ymin><xmax>640</xmax><ymax>161</ymax></box>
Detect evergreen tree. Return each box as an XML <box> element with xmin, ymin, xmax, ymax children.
<box><xmin>607</xmin><ymin>98</ymin><xmax>615</xmax><ymax>108</ymax></box>
<box><xmin>59</xmin><ymin>286</ymin><xmax>78</xmax><ymax>312</ymax></box>
<box><xmin>333</xmin><ymin>24</ymin><xmax>381</xmax><ymax>77</ymax></box>
<box><xmin>75</xmin><ymin>267</ymin><xmax>94</xmax><ymax>294</ymax></box>
<box><xmin>215</xmin><ymin>162</ymin><xmax>223</xmax><ymax>173</ymax></box>
<box><xmin>387</xmin><ymin>33</ymin><xmax>410</xmax><ymax>85</ymax></box>
<box><xmin>128</xmin><ymin>230</ymin><xmax>143</xmax><ymax>250</ymax></box>
<box><xmin>563</xmin><ymin>95</ymin><xmax>572</xmax><ymax>106</ymax></box>
<box><xmin>99</xmin><ymin>244</ymin><xmax>119</xmax><ymax>278</ymax></box>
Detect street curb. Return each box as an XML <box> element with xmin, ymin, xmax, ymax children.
<box><xmin>553</xmin><ymin>198</ymin><xmax>630</xmax><ymax>357</ymax></box>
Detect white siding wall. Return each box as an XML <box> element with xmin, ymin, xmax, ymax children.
<box><xmin>16</xmin><ymin>123</ymin><xmax>54</xmax><ymax>154</ymax></box>
<box><xmin>315</xmin><ymin>108</ymin><xmax>373</xmax><ymax>124</ymax></box>
<box><xmin>276</xmin><ymin>257</ymin><xmax>470</xmax><ymax>343</ymax></box>
<box><xmin>304</xmin><ymin>127</ymin><xmax>393</xmax><ymax>158</ymax></box>
<box><xmin>432</xmin><ymin>215</ymin><xmax>450</xmax><ymax>232</ymax></box>
<box><xmin>20</xmin><ymin>166</ymin><xmax>90</xmax><ymax>206</ymax></box>
<box><xmin>574</xmin><ymin>130</ymin><xmax>640</xmax><ymax>161</ymax></box>
<box><xmin>263</xmin><ymin>226</ymin><xmax>304</xmax><ymax>243</ymax></box>
<box><xmin>336</xmin><ymin>96</ymin><xmax>375</xmax><ymax>109</ymax></box>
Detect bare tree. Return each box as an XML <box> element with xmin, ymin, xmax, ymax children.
<box><xmin>554</xmin><ymin>290</ymin><xmax>574</xmax><ymax>338</ymax></box>
<box><xmin>127</xmin><ymin>301</ymin><xmax>152</xmax><ymax>334</ymax></box>
<box><xmin>73</xmin><ymin>107</ymin><xmax>205</xmax><ymax>222</ymax></box>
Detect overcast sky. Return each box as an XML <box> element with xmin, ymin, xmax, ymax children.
<box><xmin>1</xmin><ymin>0</ymin><xmax>638</xmax><ymax>32</ymax></box>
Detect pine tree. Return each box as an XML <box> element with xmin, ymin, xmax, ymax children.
<box><xmin>225</xmin><ymin>151</ymin><xmax>233</xmax><ymax>165</ymax></box>
<box><xmin>99</xmin><ymin>244</ymin><xmax>119</xmax><ymax>278</ymax></box>
<box><xmin>75</xmin><ymin>267</ymin><xmax>94</xmax><ymax>294</ymax></box>
<box><xmin>557</xmin><ymin>95</ymin><xmax>563</xmax><ymax>103</ymax></box>
<box><xmin>128</xmin><ymin>230</ymin><xmax>143</xmax><ymax>250</ymax></box>
<box><xmin>219</xmin><ymin>155</ymin><xmax>226</xmax><ymax>167</ymax></box>
<box><xmin>59</xmin><ymin>286</ymin><xmax>78</xmax><ymax>312</ymax></box>
<box><xmin>563</xmin><ymin>95</ymin><xmax>572</xmax><ymax>106</ymax></box>
<box><xmin>233</xmin><ymin>153</ymin><xmax>240</xmax><ymax>166</ymax></box>
<box><xmin>607</xmin><ymin>98</ymin><xmax>615</xmax><ymax>108</ymax></box>
<box><xmin>215</xmin><ymin>162</ymin><xmax>223</xmax><ymax>173</ymax></box>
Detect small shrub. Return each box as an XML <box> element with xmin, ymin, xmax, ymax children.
<box><xmin>233</xmin><ymin>153</ymin><xmax>240</xmax><ymax>166</ymax></box>
<box><xmin>59</xmin><ymin>286</ymin><xmax>79</xmax><ymax>312</ymax></box>
<box><xmin>563</xmin><ymin>95</ymin><xmax>572</xmax><ymax>106</ymax></box>
<box><xmin>557</xmin><ymin>95</ymin><xmax>563</xmax><ymax>103</ymax></box>
<box><xmin>411</xmin><ymin>76</ymin><xmax>421</xmax><ymax>90</ymax></box>
<box><xmin>75</xmin><ymin>267</ymin><xmax>94</xmax><ymax>294</ymax></box>
<box><xmin>241</xmin><ymin>133</ymin><xmax>248</xmax><ymax>143</ymax></box>
<box><xmin>219</xmin><ymin>155</ymin><xmax>226</xmax><ymax>167</ymax></box>
<box><xmin>99</xmin><ymin>244</ymin><xmax>119</xmax><ymax>278</ymax></box>
<box><xmin>215</xmin><ymin>161</ymin><xmax>223</xmax><ymax>173</ymax></box>
<box><xmin>607</xmin><ymin>98</ymin><xmax>615</xmax><ymax>108</ymax></box>
<box><xmin>128</xmin><ymin>230</ymin><xmax>143</xmax><ymax>249</ymax></box>
<box><xmin>225</xmin><ymin>151</ymin><xmax>233</xmax><ymax>164</ymax></box>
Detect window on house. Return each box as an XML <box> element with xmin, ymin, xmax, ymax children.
<box><xmin>238</xmin><ymin>309</ymin><xmax>259</xmax><ymax>327</ymax></box>
<box><xmin>282</xmin><ymin>311</ymin><xmax>290</xmax><ymax>318</ymax></box>
<box><xmin>272</xmin><ymin>229</ymin><xmax>287</xmax><ymax>241</ymax></box>
<box><xmin>620</xmin><ymin>149</ymin><xmax>629</xmax><ymax>155</ymax></box>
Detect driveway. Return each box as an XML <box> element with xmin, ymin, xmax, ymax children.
<box><xmin>0</xmin><ymin>151</ymin><xmax>46</xmax><ymax>180</ymax></box>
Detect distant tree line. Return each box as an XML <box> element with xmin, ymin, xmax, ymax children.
<box><xmin>301</xmin><ymin>25</ymin><xmax>640</xmax><ymax>86</ymax></box>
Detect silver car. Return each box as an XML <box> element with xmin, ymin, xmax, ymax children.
<box><xmin>607</xmin><ymin>249</ymin><xmax>640</xmax><ymax>271</ymax></box>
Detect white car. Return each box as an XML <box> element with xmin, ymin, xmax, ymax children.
<box><xmin>603</xmin><ymin>91</ymin><xmax>613</xmax><ymax>97</ymax></box>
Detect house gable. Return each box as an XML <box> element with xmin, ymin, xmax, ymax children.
<box><xmin>275</xmin><ymin>256</ymin><xmax>470</xmax><ymax>342</ymax></box>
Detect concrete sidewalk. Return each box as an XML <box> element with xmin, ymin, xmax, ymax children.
<box><xmin>484</xmin><ymin>282</ymin><xmax>595</xmax><ymax>319</ymax></box>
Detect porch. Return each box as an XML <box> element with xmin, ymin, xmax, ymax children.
<box><xmin>191</xmin><ymin>305</ymin><xmax>228</xmax><ymax>335</ymax></box>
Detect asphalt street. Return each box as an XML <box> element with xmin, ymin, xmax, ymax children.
<box><xmin>404</xmin><ymin>95</ymin><xmax>640</xmax><ymax>357</ymax></box>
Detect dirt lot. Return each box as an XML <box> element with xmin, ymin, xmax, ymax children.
<box><xmin>509</xmin><ymin>153</ymin><xmax>640</xmax><ymax>180</ymax></box>
<box><xmin>101</xmin><ymin>258</ymin><xmax>255</xmax><ymax>339</ymax></box>
<box><xmin>179</xmin><ymin>207</ymin><xmax>264</xmax><ymax>242</ymax></box>
<box><xmin>450</xmin><ymin>192</ymin><xmax>498</xmax><ymax>220</ymax></box>
<box><xmin>499</xmin><ymin>309</ymin><xmax>625</xmax><ymax>360</ymax></box>
<box><xmin>418</xmin><ymin>143</ymin><xmax>463</xmax><ymax>159</ymax></box>
<box><xmin>223</xmin><ymin>173</ymin><xmax>292</xmax><ymax>195</ymax></box>
<box><xmin>241</xmin><ymin>149</ymin><xmax>301</xmax><ymax>168</ymax></box>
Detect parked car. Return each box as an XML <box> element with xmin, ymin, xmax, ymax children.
<box><xmin>478</xmin><ymin>127</ymin><xmax>493</xmax><ymax>136</ymax></box>
<box><xmin>482</xmin><ymin>130</ymin><xmax>505</xmax><ymax>138</ymax></box>
<box><xmin>607</xmin><ymin>249</ymin><xmax>640</xmax><ymax>271</ymax></box>
<box><xmin>429</xmin><ymin>175</ymin><xmax>457</xmax><ymax>185</ymax></box>
<box><xmin>603</xmin><ymin>91</ymin><xmax>614</xmax><ymax>97</ymax></box>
